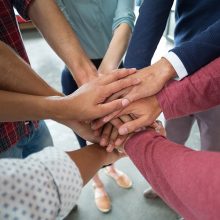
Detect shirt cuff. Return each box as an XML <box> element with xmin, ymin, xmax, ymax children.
<box><xmin>163</xmin><ymin>52</ymin><xmax>188</xmax><ymax>81</ymax></box>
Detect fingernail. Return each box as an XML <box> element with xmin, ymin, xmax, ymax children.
<box><xmin>115</xmin><ymin>139</ymin><xmax>121</xmax><ymax>146</ymax></box>
<box><xmin>100</xmin><ymin>138</ymin><xmax>106</xmax><ymax>146</ymax></box>
<box><xmin>122</xmin><ymin>99</ymin><xmax>129</xmax><ymax>107</ymax></box>
<box><xmin>119</xmin><ymin>127</ymin><xmax>128</xmax><ymax>135</ymax></box>
<box><xmin>107</xmin><ymin>147</ymin><xmax>112</xmax><ymax>152</ymax></box>
<box><xmin>103</xmin><ymin>116</ymin><xmax>110</xmax><ymax>123</ymax></box>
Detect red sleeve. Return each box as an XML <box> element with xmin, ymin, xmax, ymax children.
<box><xmin>157</xmin><ymin>57</ymin><xmax>220</xmax><ymax>120</ymax></box>
<box><xmin>125</xmin><ymin>131</ymin><xmax>220</xmax><ymax>220</ymax></box>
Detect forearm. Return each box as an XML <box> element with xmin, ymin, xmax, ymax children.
<box><xmin>66</xmin><ymin>144</ymin><xmax>112</xmax><ymax>185</ymax></box>
<box><xmin>124</xmin><ymin>0</ymin><xmax>174</xmax><ymax>69</ymax></box>
<box><xmin>125</xmin><ymin>131</ymin><xmax>220</xmax><ymax>220</ymax></box>
<box><xmin>99</xmin><ymin>24</ymin><xmax>132</xmax><ymax>73</ymax></box>
<box><xmin>0</xmin><ymin>90</ymin><xmax>56</xmax><ymax>122</ymax></box>
<box><xmin>157</xmin><ymin>57</ymin><xmax>220</xmax><ymax>120</ymax></box>
<box><xmin>28</xmin><ymin>0</ymin><xmax>97</xmax><ymax>85</ymax></box>
<box><xmin>0</xmin><ymin>41</ymin><xmax>61</xmax><ymax>96</ymax></box>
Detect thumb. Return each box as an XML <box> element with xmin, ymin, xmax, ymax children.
<box><xmin>99</xmin><ymin>98</ymin><xmax>130</xmax><ymax>118</ymax></box>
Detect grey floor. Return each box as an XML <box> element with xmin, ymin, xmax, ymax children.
<box><xmin>22</xmin><ymin>29</ymin><xmax>200</xmax><ymax>220</ymax></box>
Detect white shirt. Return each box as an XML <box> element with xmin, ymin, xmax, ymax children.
<box><xmin>164</xmin><ymin>51</ymin><xmax>188</xmax><ymax>80</ymax></box>
<box><xmin>0</xmin><ymin>147</ymin><xmax>83</xmax><ymax>220</ymax></box>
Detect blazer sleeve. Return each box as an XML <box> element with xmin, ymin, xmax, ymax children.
<box><xmin>124</xmin><ymin>0</ymin><xmax>174</xmax><ymax>69</ymax></box>
<box><xmin>170</xmin><ymin>19</ymin><xmax>220</xmax><ymax>75</ymax></box>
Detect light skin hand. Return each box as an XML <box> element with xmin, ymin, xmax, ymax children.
<box><xmin>92</xmin><ymin>96</ymin><xmax>161</xmax><ymax>136</ymax></box>
<box><xmin>107</xmin><ymin>58</ymin><xmax>176</xmax><ymax>103</ymax></box>
<box><xmin>51</xmin><ymin>68</ymin><xmax>141</xmax><ymax>122</ymax></box>
<box><xmin>98</xmin><ymin>116</ymin><xmax>131</xmax><ymax>151</ymax></box>
<box><xmin>91</xmin><ymin>58</ymin><xmax>176</xmax><ymax>126</ymax></box>
<box><xmin>116</xmin><ymin>96</ymin><xmax>162</xmax><ymax>135</ymax></box>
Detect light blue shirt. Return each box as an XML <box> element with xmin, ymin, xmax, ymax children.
<box><xmin>56</xmin><ymin>0</ymin><xmax>135</xmax><ymax>59</ymax></box>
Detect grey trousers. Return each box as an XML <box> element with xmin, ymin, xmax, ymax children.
<box><xmin>165</xmin><ymin>105</ymin><xmax>220</xmax><ymax>151</ymax></box>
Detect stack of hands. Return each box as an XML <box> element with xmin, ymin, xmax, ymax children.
<box><xmin>58</xmin><ymin>58</ymin><xmax>176</xmax><ymax>153</ymax></box>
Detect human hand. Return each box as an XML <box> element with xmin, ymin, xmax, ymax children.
<box><xmin>58</xmin><ymin>119</ymin><xmax>100</xmax><ymax>144</ymax></box>
<box><xmin>111</xmin><ymin>120</ymin><xmax>166</xmax><ymax>154</ymax></box>
<box><xmin>92</xmin><ymin>96</ymin><xmax>161</xmax><ymax>136</ymax></box>
<box><xmin>96</xmin><ymin>115</ymin><xmax>133</xmax><ymax>151</ymax></box>
<box><xmin>53</xmin><ymin>68</ymin><xmax>140</xmax><ymax>122</ymax></box>
<box><xmin>106</xmin><ymin>58</ymin><xmax>176</xmax><ymax>103</ymax></box>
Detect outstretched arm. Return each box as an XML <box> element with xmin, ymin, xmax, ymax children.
<box><xmin>92</xmin><ymin>57</ymin><xmax>220</xmax><ymax>136</ymax></box>
<box><xmin>125</xmin><ymin>130</ymin><xmax>220</xmax><ymax>220</ymax></box>
<box><xmin>0</xmin><ymin>41</ymin><xmax>61</xmax><ymax>96</ymax></box>
<box><xmin>98</xmin><ymin>0</ymin><xmax>135</xmax><ymax>73</ymax></box>
<box><xmin>26</xmin><ymin>0</ymin><xmax>97</xmax><ymax>85</ymax></box>
<box><xmin>0</xmin><ymin>144</ymin><xmax>124</xmax><ymax>219</ymax></box>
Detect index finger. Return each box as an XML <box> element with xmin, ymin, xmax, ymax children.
<box><xmin>101</xmin><ymin>68</ymin><xmax>136</xmax><ymax>84</ymax></box>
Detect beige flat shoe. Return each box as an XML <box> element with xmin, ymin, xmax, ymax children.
<box><xmin>93</xmin><ymin>184</ymin><xmax>111</xmax><ymax>213</ymax></box>
<box><xmin>105</xmin><ymin>168</ymin><xmax>132</xmax><ymax>189</ymax></box>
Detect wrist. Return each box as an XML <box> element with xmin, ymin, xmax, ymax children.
<box><xmin>68</xmin><ymin>60</ymin><xmax>98</xmax><ymax>86</ymax></box>
<box><xmin>155</xmin><ymin>58</ymin><xmax>177</xmax><ymax>82</ymax></box>
<box><xmin>44</xmin><ymin>95</ymin><xmax>76</xmax><ymax>121</ymax></box>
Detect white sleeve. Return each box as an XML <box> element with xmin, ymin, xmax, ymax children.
<box><xmin>163</xmin><ymin>51</ymin><xmax>188</xmax><ymax>80</ymax></box>
<box><xmin>0</xmin><ymin>147</ymin><xmax>83</xmax><ymax>220</ymax></box>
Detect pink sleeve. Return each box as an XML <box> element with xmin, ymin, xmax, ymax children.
<box><xmin>125</xmin><ymin>131</ymin><xmax>220</xmax><ymax>220</ymax></box>
<box><xmin>157</xmin><ymin>57</ymin><xmax>220</xmax><ymax>120</ymax></box>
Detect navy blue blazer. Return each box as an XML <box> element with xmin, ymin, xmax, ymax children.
<box><xmin>125</xmin><ymin>0</ymin><xmax>220</xmax><ymax>75</ymax></box>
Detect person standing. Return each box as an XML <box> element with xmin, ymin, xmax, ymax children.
<box><xmin>0</xmin><ymin>0</ymin><xmax>99</xmax><ymax>158</ymax></box>
<box><xmin>56</xmin><ymin>0</ymin><xmax>135</xmax><ymax>212</ymax></box>
<box><xmin>124</xmin><ymin>0</ymin><xmax>220</xmax><ymax>197</ymax></box>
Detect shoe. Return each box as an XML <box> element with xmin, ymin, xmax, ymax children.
<box><xmin>93</xmin><ymin>183</ymin><xmax>111</xmax><ymax>213</ymax></box>
<box><xmin>143</xmin><ymin>188</ymin><xmax>158</xmax><ymax>199</ymax></box>
<box><xmin>72</xmin><ymin>204</ymin><xmax>78</xmax><ymax>211</ymax></box>
<box><xmin>105</xmin><ymin>168</ymin><xmax>132</xmax><ymax>189</ymax></box>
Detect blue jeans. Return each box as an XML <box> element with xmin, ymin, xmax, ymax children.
<box><xmin>0</xmin><ymin>120</ymin><xmax>53</xmax><ymax>159</ymax></box>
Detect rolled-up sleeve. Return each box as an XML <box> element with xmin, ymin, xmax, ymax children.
<box><xmin>0</xmin><ymin>147</ymin><xmax>83</xmax><ymax>220</ymax></box>
<box><xmin>13</xmin><ymin>0</ymin><xmax>33</xmax><ymax>19</ymax></box>
<box><xmin>112</xmin><ymin>0</ymin><xmax>136</xmax><ymax>31</ymax></box>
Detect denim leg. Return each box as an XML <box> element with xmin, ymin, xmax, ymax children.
<box><xmin>0</xmin><ymin>144</ymin><xmax>22</xmax><ymax>158</ymax></box>
<box><xmin>61</xmin><ymin>67</ymin><xmax>87</xmax><ymax>148</ymax></box>
<box><xmin>0</xmin><ymin>121</ymin><xmax>53</xmax><ymax>159</ymax></box>
<box><xmin>22</xmin><ymin>120</ymin><xmax>53</xmax><ymax>158</ymax></box>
